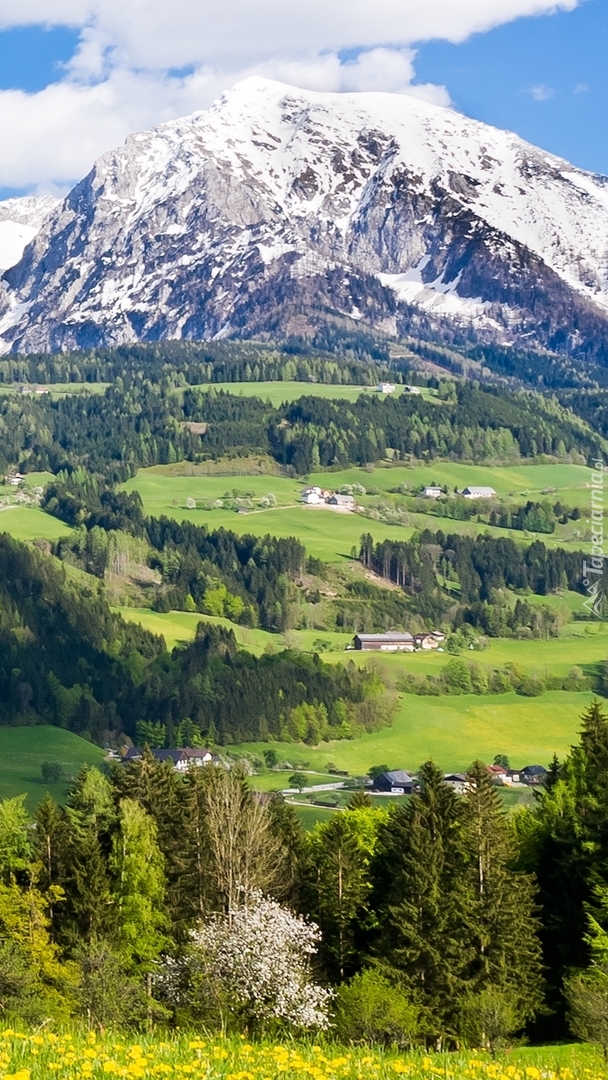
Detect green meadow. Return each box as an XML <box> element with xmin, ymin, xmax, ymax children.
<box><xmin>0</xmin><ymin>727</ymin><xmax>105</xmax><ymax>809</ymax></box>
<box><xmin>0</xmin><ymin>505</ymin><xmax>72</xmax><ymax>542</ymax></box>
<box><xmin>231</xmin><ymin>690</ymin><xmax>594</xmax><ymax>776</ymax></box>
<box><xmin>178</xmin><ymin>380</ymin><xmax>437</xmax><ymax>406</ymax></box>
<box><xmin>122</xmin><ymin>459</ymin><xmax>595</xmax><ymax>562</ymax></box>
<box><xmin>117</xmin><ymin>606</ymin><xmax>605</xmax><ymax>775</ymax></box>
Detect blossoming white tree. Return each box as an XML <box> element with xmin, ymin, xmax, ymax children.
<box><xmin>162</xmin><ymin>890</ymin><xmax>332</xmax><ymax>1032</ymax></box>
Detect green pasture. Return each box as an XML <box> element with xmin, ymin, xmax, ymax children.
<box><xmin>0</xmin><ymin>727</ymin><xmax>105</xmax><ymax>810</ymax></box>
<box><xmin>117</xmin><ymin>605</ymin><xmax>608</xmax><ymax>683</ymax></box>
<box><xmin>116</xmin><ymin>607</ymin><xmax>281</xmax><ymax>653</ymax></box>
<box><xmin>230</xmin><ymin>690</ymin><xmax>595</xmax><ymax>775</ymax></box>
<box><xmin>123</xmin><ymin>460</ymin><xmax>595</xmax><ymax>562</ymax></box>
<box><xmin>307</xmin><ymin>461</ymin><xmax>593</xmax><ymax>499</ymax></box>
<box><xmin>0</xmin><ymin>506</ymin><xmax>72</xmax><ymax>542</ymax></box>
<box><xmin>178</xmin><ymin>381</ymin><xmax>435</xmax><ymax>406</ymax></box>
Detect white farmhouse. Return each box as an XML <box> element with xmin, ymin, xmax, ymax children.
<box><xmin>301</xmin><ymin>486</ymin><xmax>323</xmax><ymax>505</ymax></box>
<box><xmin>422</xmin><ymin>486</ymin><xmax>443</xmax><ymax>499</ymax></box>
<box><xmin>462</xmin><ymin>486</ymin><xmax>497</xmax><ymax>499</ymax></box>
<box><xmin>377</xmin><ymin>382</ymin><xmax>395</xmax><ymax>394</ymax></box>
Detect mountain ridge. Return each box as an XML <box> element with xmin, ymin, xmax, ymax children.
<box><xmin>1</xmin><ymin>77</ymin><xmax>608</xmax><ymax>362</ymax></box>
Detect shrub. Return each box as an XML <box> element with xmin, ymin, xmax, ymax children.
<box><xmin>40</xmin><ymin>761</ymin><xmax>63</xmax><ymax>784</ymax></box>
<box><xmin>333</xmin><ymin>969</ymin><xmax>419</xmax><ymax>1047</ymax></box>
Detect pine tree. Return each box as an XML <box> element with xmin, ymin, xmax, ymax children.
<box><xmin>461</xmin><ymin>762</ymin><xmax>544</xmax><ymax>1034</ymax></box>
<box><xmin>114</xmin><ymin>751</ymin><xmax>190</xmax><ymax>940</ymax></box>
<box><xmin>33</xmin><ymin>795</ymin><xmax>71</xmax><ymax>938</ymax></box>
<box><xmin>372</xmin><ymin>761</ymin><xmax>469</xmax><ymax>1044</ymax></box>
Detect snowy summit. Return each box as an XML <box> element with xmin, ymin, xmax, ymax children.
<box><xmin>1</xmin><ymin>77</ymin><xmax>608</xmax><ymax>356</ymax></box>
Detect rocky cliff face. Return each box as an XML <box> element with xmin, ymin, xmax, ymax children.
<box><xmin>1</xmin><ymin>77</ymin><xmax>608</xmax><ymax>358</ymax></box>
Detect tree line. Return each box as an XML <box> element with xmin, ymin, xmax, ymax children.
<box><xmin>0</xmin><ymin>534</ymin><xmax>389</xmax><ymax>745</ymax></box>
<box><xmin>2</xmin><ymin>703</ymin><xmax>608</xmax><ymax>1049</ymax></box>
<box><xmin>1</xmin><ymin>374</ymin><xmax>601</xmax><ymax>482</ymax></box>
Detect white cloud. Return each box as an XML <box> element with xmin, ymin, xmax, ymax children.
<box><xmin>528</xmin><ymin>83</ymin><xmax>554</xmax><ymax>101</ymax></box>
<box><xmin>0</xmin><ymin>0</ymin><xmax>580</xmax><ymax>190</ymax></box>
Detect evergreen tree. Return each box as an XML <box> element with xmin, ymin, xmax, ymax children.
<box><xmin>33</xmin><ymin>795</ymin><xmax>71</xmax><ymax>937</ymax></box>
<box><xmin>60</xmin><ymin>768</ymin><xmax>117</xmax><ymax>948</ymax></box>
<box><xmin>307</xmin><ymin>808</ymin><xmax>380</xmax><ymax>981</ymax></box>
<box><xmin>460</xmin><ymin>762</ymin><xmax>544</xmax><ymax>1035</ymax></box>
<box><xmin>110</xmin><ymin>798</ymin><xmax>168</xmax><ymax>975</ymax></box>
<box><xmin>517</xmin><ymin>701</ymin><xmax>608</xmax><ymax>1034</ymax></box>
<box><xmin>371</xmin><ymin>762</ymin><xmax>469</xmax><ymax>1044</ymax></box>
<box><xmin>114</xmin><ymin>752</ymin><xmax>190</xmax><ymax>940</ymax></box>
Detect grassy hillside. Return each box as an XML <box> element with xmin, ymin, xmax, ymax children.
<box><xmin>0</xmin><ymin>506</ymin><xmax>72</xmax><ymax>541</ymax></box>
<box><xmin>122</xmin><ymin>460</ymin><xmax>595</xmax><ymax>562</ymax></box>
<box><xmin>231</xmin><ymin>690</ymin><xmax>592</xmax><ymax>776</ymax></box>
<box><xmin>0</xmin><ymin>726</ymin><xmax>105</xmax><ymax>809</ymax></box>
<box><xmin>179</xmin><ymin>380</ymin><xmax>433</xmax><ymax>405</ymax></box>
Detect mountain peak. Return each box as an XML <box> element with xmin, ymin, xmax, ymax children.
<box><xmin>1</xmin><ymin>80</ymin><xmax>607</xmax><ymax>361</ymax></box>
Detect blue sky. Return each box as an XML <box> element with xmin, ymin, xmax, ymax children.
<box><xmin>0</xmin><ymin>0</ymin><xmax>604</xmax><ymax>197</ymax></box>
<box><xmin>415</xmin><ymin>0</ymin><xmax>608</xmax><ymax>175</ymax></box>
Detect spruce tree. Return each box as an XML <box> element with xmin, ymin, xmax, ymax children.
<box><xmin>60</xmin><ymin>768</ymin><xmax>117</xmax><ymax>949</ymax></box>
<box><xmin>461</xmin><ymin>762</ymin><xmax>544</xmax><ymax>1034</ymax></box>
<box><xmin>33</xmin><ymin>795</ymin><xmax>71</xmax><ymax>938</ymax></box>
<box><xmin>371</xmin><ymin>761</ymin><xmax>469</xmax><ymax>1044</ymax></box>
<box><xmin>307</xmin><ymin>808</ymin><xmax>379</xmax><ymax>981</ymax></box>
<box><xmin>115</xmin><ymin>751</ymin><xmax>190</xmax><ymax>939</ymax></box>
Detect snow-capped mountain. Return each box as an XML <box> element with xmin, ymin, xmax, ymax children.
<box><xmin>2</xmin><ymin>77</ymin><xmax>608</xmax><ymax>357</ymax></box>
<box><xmin>0</xmin><ymin>196</ymin><xmax>60</xmax><ymax>274</ymax></box>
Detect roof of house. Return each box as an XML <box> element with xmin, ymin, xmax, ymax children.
<box><xmin>330</xmin><ymin>492</ymin><xmax>355</xmax><ymax>503</ymax></box>
<box><xmin>375</xmin><ymin>770</ymin><xmax>413</xmax><ymax>785</ymax></box>
<box><xmin>462</xmin><ymin>486</ymin><xmax>497</xmax><ymax>496</ymax></box>
<box><xmin>123</xmin><ymin>746</ymin><xmax>211</xmax><ymax>762</ymax></box>
<box><xmin>487</xmin><ymin>764</ymin><xmax>508</xmax><ymax>774</ymax></box>
<box><xmin>444</xmin><ymin>773</ymin><xmax>467</xmax><ymax>782</ymax></box>
<box><xmin>355</xmin><ymin>632</ymin><xmax>414</xmax><ymax>642</ymax></box>
<box><xmin>521</xmin><ymin>764</ymin><xmax>547</xmax><ymax>775</ymax></box>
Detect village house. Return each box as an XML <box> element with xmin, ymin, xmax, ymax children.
<box><xmin>377</xmin><ymin>381</ymin><xmax>395</xmax><ymax>394</ymax></box>
<box><xmin>301</xmin><ymin>486</ymin><xmax>323</xmax><ymax>505</ymax></box>
<box><xmin>372</xmin><ymin>770</ymin><xmax>415</xmax><ymax>794</ymax></box>
<box><xmin>461</xmin><ymin>486</ymin><xmax>497</xmax><ymax>499</ymax></box>
<box><xmin>521</xmin><ymin>764</ymin><xmax>547</xmax><ymax>785</ymax></box>
<box><xmin>353</xmin><ymin>631</ymin><xmax>415</xmax><ymax>652</ymax></box>
<box><xmin>122</xmin><ymin>747</ymin><xmax>214</xmax><ymax>770</ymax></box>
<box><xmin>422</xmin><ymin>486</ymin><xmax>443</xmax><ymax>499</ymax></box>
<box><xmin>444</xmin><ymin>773</ymin><xmax>472</xmax><ymax>794</ymax></box>
<box><xmin>414</xmin><ymin>631</ymin><xmax>446</xmax><ymax>650</ymax></box>
<box><xmin>328</xmin><ymin>493</ymin><xmax>355</xmax><ymax>508</ymax></box>
<box><xmin>487</xmin><ymin>764</ymin><xmax>522</xmax><ymax>785</ymax></box>
<box><xmin>5</xmin><ymin>474</ymin><xmax>24</xmax><ymax>486</ymax></box>
<box><xmin>404</xmin><ymin>385</ymin><xmax>421</xmax><ymax>395</ymax></box>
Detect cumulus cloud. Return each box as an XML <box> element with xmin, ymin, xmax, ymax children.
<box><xmin>0</xmin><ymin>0</ymin><xmax>580</xmax><ymax>191</ymax></box>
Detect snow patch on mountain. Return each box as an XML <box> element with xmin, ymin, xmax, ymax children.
<box><xmin>0</xmin><ymin>196</ymin><xmax>60</xmax><ymax>273</ymax></box>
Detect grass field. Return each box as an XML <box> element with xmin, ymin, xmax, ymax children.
<box><xmin>123</xmin><ymin>460</ymin><xmax>595</xmax><ymax>562</ymax></box>
<box><xmin>0</xmin><ymin>505</ymin><xmax>73</xmax><ymax>541</ymax></box>
<box><xmin>0</xmin><ymin>726</ymin><xmax>105</xmax><ymax>809</ymax></box>
<box><xmin>0</xmin><ymin>382</ymin><xmax>108</xmax><ymax>397</ymax></box>
<box><xmin>177</xmin><ymin>380</ymin><xmax>437</xmax><ymax>405</ymax></box>
<box><xmin>0</xmin><ymin>1029</ymin><xmax>601</xmax><ymax>1080</ymax></box>
<box><xmin>230</xmin><ymin>690</ymin><xmax>594</xmax><ymax>776</ymax></box>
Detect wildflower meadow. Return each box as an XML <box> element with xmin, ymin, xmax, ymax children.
<box><xmin>0</xmin><ymin>1032</ymin><xmax>604</xmax><ymax>1080</ymax></box>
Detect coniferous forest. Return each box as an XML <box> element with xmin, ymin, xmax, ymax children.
<box><xmin>0</xmin><ymin>701</ymin><xmax>606</xmax><ymax>1050</ymax></box>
